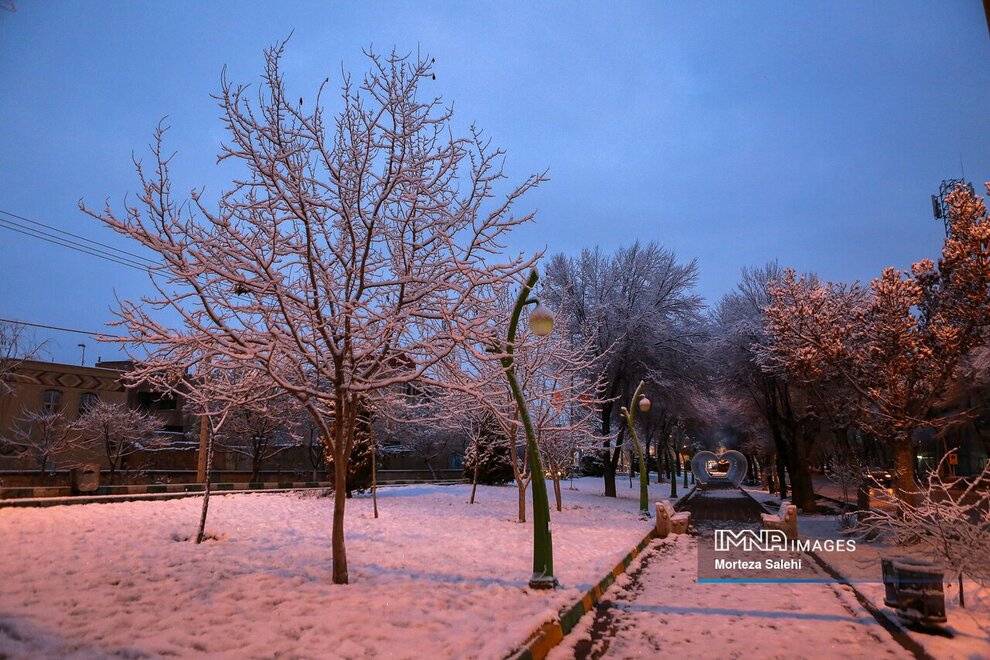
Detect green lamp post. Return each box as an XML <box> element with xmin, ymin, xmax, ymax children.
<box><xmin>620</xmin><ymin>379</ymin><xmax>651</xmax><ymax>516</ymax></box>
<box><xmin>501</xmin><ymin>268</ymin><xmax>558</xmax><ymax>589</ymax></box>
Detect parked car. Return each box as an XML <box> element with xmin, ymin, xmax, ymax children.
<box><xmin>864</xmin><ymin>469</ymin><xmax>893</xmax><ymax>488</ymax></box>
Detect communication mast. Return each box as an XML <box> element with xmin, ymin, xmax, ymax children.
<box><xmin>931</xmin><ymin>178</ymin><xmax>974</xmax><ymax>235</ymax></box>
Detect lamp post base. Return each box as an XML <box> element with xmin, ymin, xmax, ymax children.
<box><xmin>528</xmin><ymin>574</ymin><xmax>559</xmax><ymax>590</ymax></box>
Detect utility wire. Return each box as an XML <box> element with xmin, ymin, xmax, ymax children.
<box><xmin>0</xmin><ymin>208</ymin><xmax>158</xmax><ymax>265</ymax></box>
<box><xmin>0</xmin><ymin>209</ymin><xmax>167</xmax><ymax>274</ymax></box>
<box><xmin>0</xmin><ymin>317</ymin><xmax>123</xmax><ymax>338</ymax></box>
<box><xmin>0</xmin><ymin>219</ymin><xmax>154</xmax><ymax>272</ymax></box>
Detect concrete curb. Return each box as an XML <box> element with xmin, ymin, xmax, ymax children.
<box><xmin>0</xmin><ymin>479</ymin><xmax>468</xmax><ymax>508</ymax></box>
<box><xmin>0</xmin><ymin>483</ymin><xmax>331</xmax><ymax>508</ymax></box>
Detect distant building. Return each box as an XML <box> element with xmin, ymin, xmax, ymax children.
<box><xmin>0</xmin><ymin>359</ymin><xmax>192</xmax><ymax>473</ymax></box>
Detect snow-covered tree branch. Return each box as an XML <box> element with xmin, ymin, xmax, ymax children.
<box><xmin>81</xmin><ymin>42</ymin><xmax>543</xmax><ymax>583</ymax></box>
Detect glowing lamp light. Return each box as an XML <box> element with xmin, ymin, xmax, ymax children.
<box><xmin>529</xmin><ymin>303</ymin><xmax>555</xmax><ymax>337</ymax></box>
<box><xmin>638</xmin><ymin>396</ymin><xmax>651</xmax><ymax>413</ymax></box>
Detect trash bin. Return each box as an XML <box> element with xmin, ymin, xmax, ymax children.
<box><xmin>881</xmin><ymin>557</ymin><xmax>946</xmax><ymax>626</ymax></box>
<box><xmin>70</xmin><ymin>464</ymin><xmax>100</xmax><ymax>494</ymax></box>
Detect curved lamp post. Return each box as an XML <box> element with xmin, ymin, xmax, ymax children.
<box><xmin>620</xmin><ymin>379</ymin><xmax>651</xmax><ymax>516</ymax></box>
<box><xmin>501</xmin><ymin>268</ymin><xmax>558</xmax><ymax>589</ymax></box>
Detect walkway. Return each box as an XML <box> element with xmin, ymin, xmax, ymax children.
<box><xmin>552</xmin><ymin>486</ymin><xmax>912</xmax><ymax>659</ymax></box>
<box><xmin>675</xmin><ymin>482</ymin><xmax>767</xmax><ymax>522</ymax></box>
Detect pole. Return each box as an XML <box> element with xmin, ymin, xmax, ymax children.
<box><xmin>620</xmin><ymin>380</ymin><xmax>650</xmax><ymax>516</ymax></box>
<box><xmin>502</xmin><ymin>269</ymin><xmax>557</xmax><ymax>589</ymax></box>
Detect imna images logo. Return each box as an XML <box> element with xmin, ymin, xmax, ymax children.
<box><xmin>713</xmin><ymin>529</ymin><xmax>856</xmax><ymax>553</ymax></box>
<box><xmin>714</xmin><ymin>529</ymin><xmax>787</xmax><ymax>552</ymax></box>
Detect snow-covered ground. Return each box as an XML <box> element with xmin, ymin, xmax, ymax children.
<box><xmin>0</xmin><ymin>478</ymin><xmax>674</xmax><ymax>659</ymax></box>
<box><xmin>801</xmin><ymin>514</ymin><xmax>990</xmax><ymax>660</ymax></box>
<box><xmin>747</xmin><ymin>485</ymin><xmax>990</xmax><ymax>659</ymax></box>
<box><xmin>551</xmin><ymin>534</ymin><xmax>907</xmax><ymax>659</ymax></box>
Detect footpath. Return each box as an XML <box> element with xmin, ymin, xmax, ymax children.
<box><xmin>550</xmin><ymin>485</ymin><xmax>911</xmax><ymax>659</ymax></box>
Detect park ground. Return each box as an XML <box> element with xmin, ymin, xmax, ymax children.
<box><xmin>0</xmin><ymin>478</ymin><xmax>673</xmax><ymax>658</ymax></box>
<box><xmin>0</xmin><ymin>478</ymin><xmax>988</xmax><ymax>659</ymax></box>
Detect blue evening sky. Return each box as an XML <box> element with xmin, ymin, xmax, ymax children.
<box><xmin>1</xmin><ymin>1</ymin><xmax>988</xmax><ymax>364</ymax></box>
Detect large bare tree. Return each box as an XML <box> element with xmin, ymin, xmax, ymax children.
<box><xmin>82</xmin><ymin>43</ymin><xmax>542</xmax><ymax>583</ymax></box>
<box><xmin>543</xmin><ymin>242</ymin><xmax>704</xmax><ymax>497</ymax></box>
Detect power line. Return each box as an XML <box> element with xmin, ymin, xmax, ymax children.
<box><xmin>0</xmin><ymin>209</ymin><xmax>167</xmax><ymax>274</ymax></box>
<box><xmin>0</xmin><ymin>215</ymin><xmax>160</xmax><ymax>272</ymax></box>
<box><xmin>0</xmin><ymin>317</ymin><xmax>123</xmax><ymax>338</ymax></box>
<box><xmin>0</xmin><ymin>209</ymin><xmax>158</xmax><ymax>265</ymax></box>
<box><xmin>0</xmin><ymin>219</ymin><xmax>155</xmax><ymax>272</ymax></box>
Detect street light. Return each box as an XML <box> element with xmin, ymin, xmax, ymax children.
<box><xmin>620</xmin><ymin>379</ymin><xmax>651</xmax><ymax>516</ymax></box>
<box><xmin>528</xmin><ymin>302</ymin><xmax>555</xmax><ymax>337</ymax></box>
<box><xmin>501</xmin><ymin>268</ymin><xmax>558</xmax><ymax>589</ymax></box>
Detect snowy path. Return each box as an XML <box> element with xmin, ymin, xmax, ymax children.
<box><xmin>553</xmin><ymin>534</ymin><xmax>910</xmax><ymax>659</ymax></box>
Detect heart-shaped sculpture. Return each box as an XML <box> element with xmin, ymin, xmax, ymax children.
<box><xmin>690</xmin><ymin>450</ymin><xmax>748</xmax><ymax>486</ymax></box>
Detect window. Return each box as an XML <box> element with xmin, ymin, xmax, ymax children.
<box><xmin>41</xmin><ymin>389</ymin><xmax>62</xmax><ymax>413</ymax></box>
<box><xmin>79</xmin><ymin>392</ymin><xmax>99</xmax><ymax>415</ymax></box>
<box><xmin>137</xmin><ymin>391</ymin><xmax>177</xmax><ymax>411</ymax></box>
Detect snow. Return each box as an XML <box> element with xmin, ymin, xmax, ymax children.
<box><xmin>0</xmin><ymin>478</ymin><xmax>673</xmax><ymax>659</ymax></box>
<box><xmin>551</xmin><ymin>534</ymin><xmax>907</xmax><ymax>659</ymax></box>
<box><xmin>800</xmin><ymin>514</ymin><xmax>990</xmax><ymax>660</ymax></box>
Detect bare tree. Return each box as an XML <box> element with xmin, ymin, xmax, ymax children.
<box><xmin>711</xmin><ymin>263</ymin><xmax>821</xmax><ymax>511</ymax></box>
<box><xmin>216</xmin><ymin>390</ymin><xmax>300</xmax><ymax>482</ymax></box>
<box><xmin>8</xmin><ymin>408</ymin><xmax>76</xmax><ymax>474</ymax></box>
<box><xmin>0</xmin><ymin>321</ymin><xmax>46</xmax><ymax>398</ymax></box>
<box><xmin>543</xmin><ymin>242</ymin><xmax>704</xmax><ymax>497</ymax></box>
<box><xmin>82</xmin><ymin>43</ymin><xmax>542</xmax><ymax>583</ymax></box>
<box><xmin>441</xmin><ymin>289</ymin><xmax>604</xmax><ymax>520</ymax></box>
<box><xmin>860</xmin><ymin>453</ymin><xmax>990</xmax><ymax>608</ymax></box>
<box><xmin>72</xmin><ymin>400</ymin><xmax>165</xmax><ymax>481</ymax></box>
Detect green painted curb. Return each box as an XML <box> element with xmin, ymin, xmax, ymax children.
<box><xmin>505</xmin><ymin>526</ymin><xmax>657</xmax><ymax>660</ymax></box>
<box><xmin>506</xmin><ymin>491</ymin><xmax>695</xmax><ymax>660</ymax></box>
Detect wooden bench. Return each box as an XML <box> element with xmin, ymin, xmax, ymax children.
<box><xmin>655</xmin><ymin>500</ymin><xmax>691</xmax><ymax>538</ymax></box>
<box><xmin>761</xmin><ymin>501</ymin><xmax>798</xmax><ymax>540</ymax></box>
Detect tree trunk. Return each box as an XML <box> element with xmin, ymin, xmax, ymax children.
<box><xmin>371</xmin><ymin>439</ymin><xmax>379</xmax><ymax>519</ymax></box>
<box><xmin>775</xmin><ymin>454</ymin><xmax>788</xmax><ymax>500</ymax></box>
<box><xmin>601</xmin><ymin>400</ymin><xmax>616</xmax><ymax>497</ymax></box>
<box><xmin>195</xmin><ymin>426</ymin><xmax>215</xmax><ymax>544</ymax></box>
<box><xmin>517</xmin><ymin>479</ymin><xmax>527</xmax><ymax>523</ymax></box>
<box><xmin>552</xmin><ymin>476</ymin><xmax>562</xmax><ymax>512</ymax></box>
<box><xmin>331</xmin><ymin>446</ymin><xmax>349</xmax><ymax>584</ymax></box>
<box><xmin>251</xmin><ymin>457</ymin><xmax>262</xmax><ymax>483</ymax></box>
<box><xmin>893</xmin><ymin>436</ymin><xmax>916</xmax><ymax>504</ymax></box>
<box><xmin>469</xmin><ymin>452</ymin><xmax>480</xmax><ymax>504</ymax></box>
<box><xmin>196</xmin><ymin>410</ymin><xmax>209</xmax><ymax>483</ymax></box>
<box><xmin>669</xmin><ymin>448</ymin><xmax>677</xmax><ymax>498</ymax></box>
<box><xmin>789</xmin><ymin>434</ymin><xmax>817</xmax><ymax>513</ymax></box>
